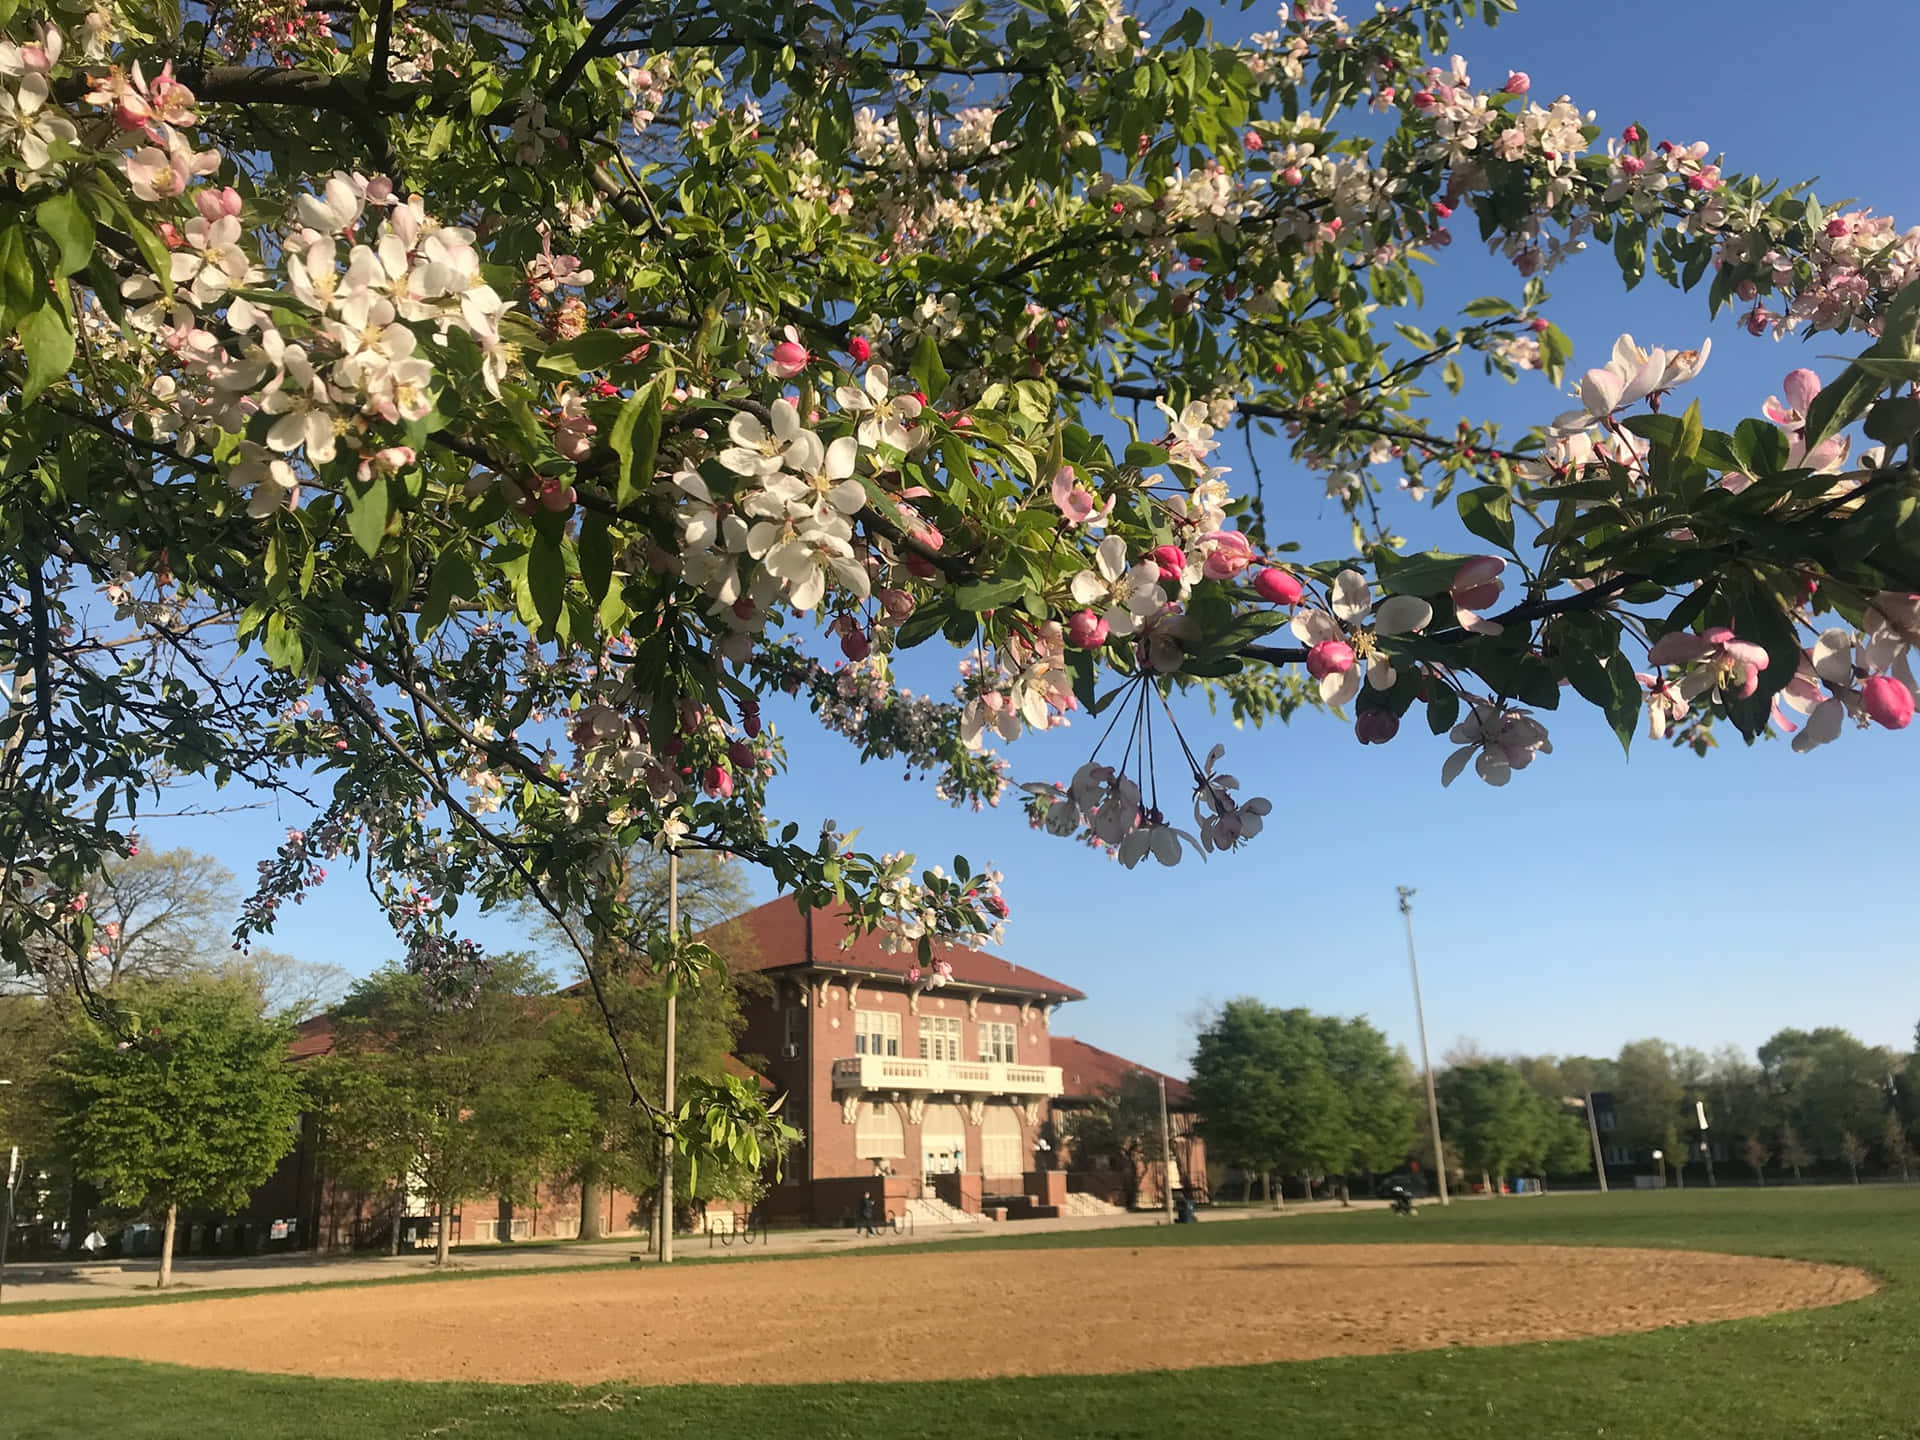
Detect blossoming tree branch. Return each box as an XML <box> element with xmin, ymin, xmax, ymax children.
<box><xmin>4</xmin><ymin>0</ymin><xmax>1920</xmax><ymax>1141</ymax></box>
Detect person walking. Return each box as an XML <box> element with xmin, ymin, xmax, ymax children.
<box><xmin>857</xmin><ymin>1191</ymin><xmax>878</xmax><ymax>1237</ymax></box>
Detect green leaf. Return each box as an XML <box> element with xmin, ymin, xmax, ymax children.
<box><xmin>1461</xmin><ymin>296</ymin><xmax>1516</xmax><ymax>319</ymax></box>
<box><xmin>1456</xmin><ymin>487</ymin><xmax>1515</xmax><ymax>551</ymax></box>
<box><xmin>1426</xmin><ymin>687</ymin><xmax>1460</xmax><ymax>735</ymax></box>
<box><xmin>346</xmin><ymin>476</ymin><xmax>393</xmax><ymax>558</ymax></box>
<box><xmin>578</xmin><ymin>511</ymin><xmax>614</xmax><ymax>607</ymax></box>
<box><xmin>35</xmin><ymin>192</ymin><xmax>95</xmax><ymax>276</ymax></box>
<box><xmin>1376</xmin><ymin>551</ymin><xmax>1472</xmax><ymax>597</ymax></box>
<box><xmin>527</xmin><ymin>532</ymin><xmax>566</xmax><ymax>634</ymax></box>
<box><xmin>1538</xmin><ymin>323</ymin><xmax>1573</xmax><ymax>389</ymax></box>
<box><xmin>1730</xmin><ymin>418</ymin><xmax>1788</xmax><ymax>478</ymax></box>
<box><xmin>952</xmin><ymin>578</ymin><xmax>1025</xmax><ymax>612</ymax></box>
<box><xmin>534</xmin><ymin>328</ymin><xmax>638</xmax><ymax>377</ymax></box>
<box><xmin>910</xmin><ymin>333</ymin><xmax>949</xmax><ymax>403</ymax></box>
<box><xmin>418</xmin><ymin>547</ymin><xmax>475</xmax><ymax>637</ymax></box>
<box><xmin>1802</xmin><ymin>363</ymin><xmax>1882</xmax><ymax>455</ymax></box>
<box><xmin>0</xmin><ymin>224</ymin><xmax>33</xmax><ymax>325</ymax></box>
<box><xmin>608</xmin><ymin>381</ymin><xmax>664</xmax><ymax>508</ymax></box>
<box><xmin>17</xmin><ymin>299</ymin><xmax>73</xmax><ymax>404</ymax></box>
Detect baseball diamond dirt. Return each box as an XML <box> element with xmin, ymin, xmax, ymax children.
<box><xmin>0</xmin><ymin>1242</ymin><xmax>1874</xmax><ymax>1386</ymax></box>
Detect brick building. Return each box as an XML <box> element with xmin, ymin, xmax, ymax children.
<box><xmin>1048</xmin><ymin>1035</ymin><xmax>1209</xmax><ymax>1209</ymax></box>
<box><xmin>238</xmin><ymin>897</ymin><xmax>1201</xmax><ymax>1248</ymax></box>
<box><xmin>711</xmin><ymin>896</ymin><xmax>1089</xmax><ymax>1225</ymax></box>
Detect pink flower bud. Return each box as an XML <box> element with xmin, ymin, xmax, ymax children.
<box><xmin>729</xmin><ymin>741</ymin><xmax>755</xmax><ymax>769</ymax></box>
<box><xmin>1281</xmin><ymin>166</ymin><xmax>1303</xmax><ymax>186</ymax></box>
<box><xmin>1355</xmin><ymin>710</ymin><xmax>1400</xmax><ymax>744</ymax></box>
<box><xmin>702</xmin><ymin>764</ymin><xmax>734</xmax><ymax>799</ymax></box>
<box><xmin>1253</xmin><ymin>568</ymin><xmax>1304</xmax><ymax>606</ymax></box>
<box><xmin>1529</xmin><ymin>317</ymin><xmax>1550</xmax><ymax>333</ymax></box>
<box><xmin>1068</xmin><ymin>609</ymin><xmax>1110</xmax><ymax>649</ymax></box>
<box><xmin>984</xmin><ymin>896</ymin><xmax>1009</xmax><ymax>919</ymax></box>
<box><xmin>769</xmin><ymin>340</ymin><xmax>810</xmax><ymax>378</ymax></box>
<box><xmin>1307</xmin><ymin>640</ymin><xmax>1356</xmax><ymax>679</ymax></box>
<box><xmin>1862</xmin><ymin>675</ymin><xmax>1915</xmax><ymax>730</ymax></box>
<box><xmin>875</xmin><ymin>587</ymin><xmax>915</xmax><ymax>624</ymax></box>
<box><xmin>1150</xmin><ymin>544</ymin><xmax>1186</xmax><ymax>582</ymax></box>
<box><xmin>1502</xmin><ymin>71</ymin><xmax>1530</xmax><ymax>94</ymax></box>
<box><xmin>840</xmin><ymin>626</ymin><xmax>871</xmax><ymax>661</ymax></box>
<box><xmin>848</xmin><ymin>336</ymin><xmax>871</xmax><ymax>363</ymax></box>
<box><xmin>1412</xmin><ymin>89</ymin><xmax>1436</xmax><ymax>110</ymax></box>
<box><xmin>1622</xmin><ymin>124</ymin><xmax>1642</xmax><ymax>143</ymax></box>
<box><xmin>742</xmin><ymin>704</ymin><xmax>762</xmax><ymax>738</ymax></box>
<box><xmin>1244</xmin><ymin>131</ymin><xmax>1263</xmax><ymax>151</ymax></box>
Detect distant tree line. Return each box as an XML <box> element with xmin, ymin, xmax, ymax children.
<box><xmin>0</xmin><ymin>847</ymin><xmax>794</xmax><ymax>1282</ymax></box>
<box><xmin>1185</xmin><ymin>999</ymin><xmax>1918</xmax><ymax>1199</ymax></box>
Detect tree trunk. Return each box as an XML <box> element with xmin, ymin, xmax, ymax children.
<box><xmin>1481</xmin><ymin>1170</ymin><xmax>1491</xmax><ymax>1196</ymax></box>
<box><xmin>580</xmin><ymin>1176</ymin><xmax>608</xmax><ymax>1241</ymax></box>
<box><xmin>158</xmin><ymin>1204</ymin><xmax>178</xmax><ymax>1290</ymax></box>
<box><xmin>435</xmin><ymin>1201</ymin><xmax>452</xmax><ymax>1266</ymax></box>
<box><xmin>1338</xmin><ymin>1176</ymin><xmax>1350</xmax><ymax>1207</ymax></box>
<box><xmin>1848</xmin><ymin>1164</ymin><xmax>1860</xmax><ymax>1186</ymax></box>
<box><xmin>1753</xmin><ymin>1166</ymin><xmax>1764</xmax><ymax>1188</ymax></box>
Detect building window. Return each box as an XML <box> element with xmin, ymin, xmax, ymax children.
<box><xmin>855</xmin><ymin>1102</ymin><xmax>906</xmax><ymax>1159</ymax></box>
<box><xmin>1597</xmin><ymin>1110</ymin><xmax>1617</xmax><ymax>1132</ymax></box>
<box><xmin>919</xmin><ymin>1015</ymin><xmax>961</xmax><ymax>1061</ymax></box>
<box><xmin>550</xmin><ymin>1217</ymin><xmax>580</xmax><ymax>1240</ymax></box>
<box><xmin>783</xmin><ymin>1007</ymin><xmax>804</xmax><ymax>1055</ymax></box>
<box><xmin>979</xmin><ymin>1022</ymin><xmax>1016</xmax><ymax>1064</ymax></box>
<box><xmin>855</xmin><ymin>1010</ymin><xmax>900</xmax><ymax>1057</ymax></box>
<box><xmin>1603</xmin><ymin>1145</ymin><xmax>1632</xmax><ymax>1166</ymax></box>
<box><xmin>982</xmin><ymin>1106</ymin><xmax>1024</xmax><ymax>1177</ymax></box>
<box><xmin>469</xmin><ymin>1220</ymin><xmax>497</xmax><ymax>1242</ymax></box>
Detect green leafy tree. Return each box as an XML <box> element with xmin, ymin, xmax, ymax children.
<box><xmin>1613</xmin><ymin>1038</ymin><xmax>1686</xmax><ymax>1165</ymax></box>
<box><xmin>1743</xmin><ymin>1134</ymin><xmax>1770</xmax><ymax>1186</ymax></box>
<box><xmin>1315</xmin><ymin>1015</ymin><xmax>1416</xmax><ymax>1199</ymax></box>
<box><xmin>1435</xmin><ymin>1060</ymin><xmax>1541</xmax><ymax>1193</ymax></box>
<box><xmin>534</xmin><ymin>848</ymin><xmax>757</xmax><ymax>1239</ymax></box>
<box><xmin>55</xmin><ymin>978</ymin><xmax>303</xmax><ymax>1287</ymax></box>
<box><xmin>326</xmin><ymin>955</ymin><xmax>590</xmax><ymax>1265</ymax></box>
<box><xmin>1061</xmin><ymin>1070</ymin><xmax>1168</xmax><ymax>1209</ymax></box>
<box><xmin>1191</xmin><ymin>1001</ymin><xmax>1342</xmax><ymax>1204</ymax></box>
<box><xmin>1759</xmin><ymin>1028</ymin><xmax>1893</xmax><ymax>1163</ymax></box>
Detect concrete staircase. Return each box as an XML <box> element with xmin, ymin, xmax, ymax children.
<box><xmin>1062</xmin><ymin>1192</ymin><xmax>1126</xmax><ymax>1218</ymax></box>
<box><xmin>904</xmin><ymin>1196</ymin><xmax>987</xmax><ymax>1228</ymax></box>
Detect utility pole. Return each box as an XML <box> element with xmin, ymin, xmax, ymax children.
<box><xmin>1583</xmin><ymin>1093</ymin><xmax>1609</xmax><ymax>1193</ymax></box>
<box><xmin>1697</xmin><ymin>1100</ymin><xmax>1716</xmax><ymax>1188</ymax></box>
<box><xmin>659</xmin><ymin>849</ymin><xmax>679</xmax><ymax>1264</ymax></box>
<box><xmin>1157</xmin><ymin>1075</ymin><xmax>1176</xmax><ymax>1224</ymax></box>
<box><xmin>1398</xmin><ymin>888</ymin><xmax>1449</xmax><ymax>1206</ymax></box>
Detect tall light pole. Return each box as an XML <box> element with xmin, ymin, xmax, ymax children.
<box><xmin>659</xmin><ymin>849</ymin><xmax>679</xmax><ymax>1264</ymax></box>
<box><xmin>1581</xmin><ymin>1093</ymin><xmax>1609</xmax><ymax>1193</ymax></box>
<box><xmin>1157</xmin><ymin>1076</ymin><xmax>1176</xmax><ymax>1224</ymax></box>
<box><xmin>1397</xmin><ymin>888</ymin><xmax>1449</xmax><ymax>1206</ymax></box>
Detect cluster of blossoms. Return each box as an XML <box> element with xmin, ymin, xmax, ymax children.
<box><xmin>806</xmin><ymin>656</ymin><xmax>1010</xmax><ymax>806</ymax></box>
<box><xmin>0</xmin><ymin>25</ymin><xmax>79</xmax><ymax>181</ymax></box>
<box><xmin>1787</xmin><ymin>595</ymin><xmax>1920</xmax><ymax>749</ymax></box>
<box><xmin>864</xmin><ymin>856</ymin><xmax>1008</xmax><ymax>960</ymax></box>
<box><xmin>235</xmin><ymin>817</ymin><xmax>350</xmax><ymax>945</ymax></box>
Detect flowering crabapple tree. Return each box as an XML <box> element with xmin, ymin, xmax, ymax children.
<box><xmin>4</xmin><ymin>0</ymin><xmax>1920</xmax><ymax>1157</ymax></box>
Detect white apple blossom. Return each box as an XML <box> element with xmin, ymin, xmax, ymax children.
<box><xmin>1069</xmin><ymin>535</ymin><xmax>1166</xmax><ymax>637</ymax></box>
<box><xmin>834</xmin><ymin>365</ymin><xmax>923</xmax><ymax>451</ymax></box>
<box><xmin>720</xmin><ymin>400</ymin><xmax>810</xmax><ymax>478</ymax></box>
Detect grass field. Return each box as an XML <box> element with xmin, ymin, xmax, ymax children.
<box><xmin>2</xmin><ymin>1187</ymin><xmax>1914</xmax><ymax>1440</ymax></box>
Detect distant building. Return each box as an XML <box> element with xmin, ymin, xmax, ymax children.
<box><xmin>236</xmin><ymin>897</ymin><xmax>1200</xmax><ymax>1247</ymax></box>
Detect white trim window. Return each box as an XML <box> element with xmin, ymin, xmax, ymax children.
<box><xmin>979</xmin><ymin>1021</ymin><xmax>1016</xmax><ymax>1063</ymax></box>
<box><xmin>855</xmin><ymin>1009</ymin><xmax>901</xmax><ymax>1057</ymax></box>
<box><xmin>919</xmin><ymin>1015</ymin><xmax>961</xmax><ymax>1061</ymax></box>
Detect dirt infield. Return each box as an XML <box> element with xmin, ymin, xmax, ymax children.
<box><xmin>0</xmin><ymin>1243</ymin><xmax>1873</xmax><ymax>1385</ymax></box>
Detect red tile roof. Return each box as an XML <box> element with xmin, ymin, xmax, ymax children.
<box><xmin>1052</xmin><ymin>1035</ymin><xmax>1193</xmax><ymax>1108</ymax></box>
<box><xmin>702</xmin><ymin>895</ymin><xmax>1085</xmax><ymax>1002</ymax></box>
<box><xmin>289</xmin><ymin>1014</ymin><xmax>336</xmax><ymax>1060</ymax></box>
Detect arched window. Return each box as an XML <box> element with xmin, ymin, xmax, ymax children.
<box><xmin>982</xmin><ymin>1105</ymin><xmax>1025</xmax><ymax>1178</ymax></box>
<box><xmin>855</xmin><ymin>1101</ymin><xmax>905</xmax><ymax>1159</ymax></box>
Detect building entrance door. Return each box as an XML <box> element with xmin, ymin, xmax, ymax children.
<box><xmin>919</xmin><ymin>1104</ymin><xmax>966</xmax><ymax>1199</ymax></box>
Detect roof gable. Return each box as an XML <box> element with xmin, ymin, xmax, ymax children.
<box><xmin>1053</xmin><ymin>1035</ymin><xmax>1192</xmax><ymax>1106</ymax></box>
<box><xmin>702</xmin><ymin>895</ymin><xmax>1085</xmax><ymax>1002</ymax></box>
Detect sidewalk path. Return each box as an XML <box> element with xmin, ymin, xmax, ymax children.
<box><xmin>0</xmin><ymin>1198</ymin><xmax>1385</xmax><ymax>1306</ymax></box>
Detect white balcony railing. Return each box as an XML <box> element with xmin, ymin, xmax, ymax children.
<box><xmin>831</xmin><ymin>1054</ymin><xmax>1063</xmax><ymax>1097</ymax></box>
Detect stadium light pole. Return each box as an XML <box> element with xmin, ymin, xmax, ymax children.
<box><xmin>659</xmin><ymin>849</ymin><xmax>679</xmax><ymax>1265</ymax></box>
<box><xmin>1579</xmin><ymin>1093</ymin><xmax>1609</xmax><ymax>1193</ymax></box>
<box><xmin>1397</xmin><ymin>888</ymin><xmax>1449</xmax><ymax>1206</ymax></box>
<box><xmin>1157</xmin><ymin>1076</ymin><xmax>1176</xmax><ymax>1225</ymax></box>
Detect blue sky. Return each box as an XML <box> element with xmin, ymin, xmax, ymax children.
<box><xmin>138</xmin><ymin>0</ymin><xmax>1920</xmax><ymax>1078</ymax></box>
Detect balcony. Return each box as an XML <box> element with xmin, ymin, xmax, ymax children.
<box><xmin>831</xmin><ymin>1054</ymin><xmax>1063</xmax><ymax>1097</ymax></box>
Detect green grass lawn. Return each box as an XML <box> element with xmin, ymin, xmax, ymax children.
<box><xmin>3</xmin><ymin>1187</ymin><xmax>1915</xmax><ymax>1440</ymax></box>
